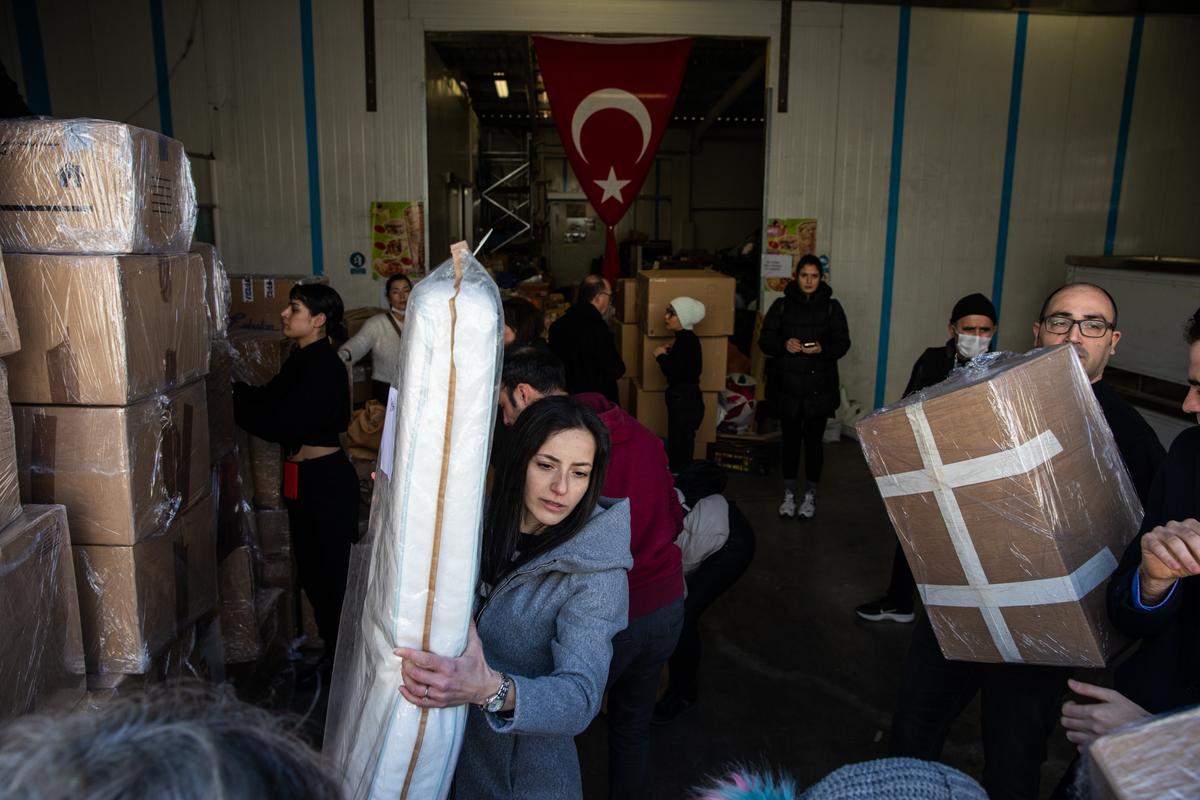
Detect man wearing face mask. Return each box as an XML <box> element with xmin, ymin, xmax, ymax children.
<box><xmin>855</xmin><ymin>293</ymin><xmax>998</xmax><ymax>624</ymax></box>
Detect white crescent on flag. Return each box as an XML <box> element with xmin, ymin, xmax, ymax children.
<box><xmin>570</xmin><ymin>88</ymin><xmax>653</xmax><ymax>164</ymax></box>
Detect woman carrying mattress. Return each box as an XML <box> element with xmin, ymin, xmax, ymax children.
<box><xmin>394</xmin><ymin>395</ymin><xmax>633</xmax><ymax>799</ymax></box>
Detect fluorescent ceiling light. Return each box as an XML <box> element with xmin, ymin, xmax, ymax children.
<box><xmin>494</xmin><ymin>78</ymin><xmax>509</xmax><ymax>98</ymax></box>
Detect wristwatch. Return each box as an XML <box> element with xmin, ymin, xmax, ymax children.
<box><xmin>480</xmin><ymin>673</ymin><xmax>511</xmax><ymax>713</ymax></box>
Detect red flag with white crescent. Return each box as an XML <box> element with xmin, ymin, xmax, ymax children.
<box><xmin>533</xmin><ymin>35</ymin><xmax>692</xmax><ymax>282</ymax></box>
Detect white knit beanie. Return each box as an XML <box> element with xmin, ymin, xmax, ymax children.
<box><xmin>671</xmin><ymin>296</ymin><xmax>706</xmax><ymax>331</ymax></box>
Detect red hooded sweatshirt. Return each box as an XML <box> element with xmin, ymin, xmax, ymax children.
<box><xmin>573</xmin><ymin>392</ymin><xmax>684</xmax><ymax>619</ymax></box>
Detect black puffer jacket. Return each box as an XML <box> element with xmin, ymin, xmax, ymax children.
<box><xmin>758</xmin><ymin>281</ymin><xmax>851</xmax><ymax>417</ymax></box>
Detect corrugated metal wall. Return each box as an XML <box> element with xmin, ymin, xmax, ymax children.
<box><xmin>2</xmin><ymin>1</ymin><xmax>1197</xmax><ymax>409</ymax></box>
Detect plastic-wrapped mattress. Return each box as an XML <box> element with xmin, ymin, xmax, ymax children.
<box><xmin>326</xmin><ymin>243</ymin><xmax>501</xmax><ymax>799</ymax></box>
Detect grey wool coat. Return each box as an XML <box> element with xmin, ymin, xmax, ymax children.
<box><xmin>452</xmin><ymin>497</ymin><xmax>633</xmax><ymax>799</ymax></box>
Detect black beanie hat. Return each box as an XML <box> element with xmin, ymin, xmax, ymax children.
<box><xmin>950</xmin><ymin>293</ymin><xmax>997</xmax><ymax>325</ymax></box>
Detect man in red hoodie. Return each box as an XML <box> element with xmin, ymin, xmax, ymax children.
<box><xmin>499</xmin><ymin>346</ymin><xmax>685</xmax><ymax>799</ymax></box>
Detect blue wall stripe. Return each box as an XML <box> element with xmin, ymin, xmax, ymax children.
<box><xmin>990</xmin><ymin>11</ymin><xmax>1028</xmax><ymax>323</ymax></box>
<box><xmin>12</xmin><ymin>0</ymin><xmax>51</xmax><ymax>115</ymax></box>
<box><xmin>1104</xmin><ymin>15</ymin><xmax>1143</xmax><ymax>257</ymax></box>
<box><xmin>873</xmin><ymin>6</ymin><xmax>911</xmax><ymax>410</ymax></box>
<box><xmin>298</xmin><ymin>0</ymin><xmax>325</xmax><ymax>276</ymax></box>
<box><xmin>148</xmin><ymin>0</ymin><xmax>174</xmax><ymax>137</ymax></box>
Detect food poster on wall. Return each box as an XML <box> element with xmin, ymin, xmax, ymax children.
<box><xmin>371</xmin><ymin>201</ymin><xmax>426</xmax><ymax>278</ymax></box>
<box><xmin>762</xmin><ymin>218</ymin><xmax>817</xmax><ymax>307</ymax></box>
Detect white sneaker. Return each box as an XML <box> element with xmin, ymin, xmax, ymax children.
<box><xmin>778</xmin><ymin>491</ymin><xmax>796</xmax><ymax>517</ymax></box>
<box><xmin>799</xmin><ymin>489</ymin><xmax>816</xmax><ymax>519</ymax></box>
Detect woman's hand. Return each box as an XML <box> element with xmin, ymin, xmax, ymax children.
<box><xmin>785</xmin><ymin>338</ymin><xmax>804</xmax><ymax>354</ymax></box>
<box><xmin>1060</xmin><ymin>680</ymin><xmax>1150</xmax><ymax>749</ymax></box>
<box><xmin>653</xmin><ymin>345</ymin><xmax>669</xmax><ymax>358</ymax></box>
<box><xmin>394</xmin><ymin>621</ymin><xmax>505</xmax><ymax>709</ymax></box>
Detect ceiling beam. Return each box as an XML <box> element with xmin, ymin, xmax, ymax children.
<box><xmin>692</xmin><ymin>52</ymin><xmax>767</xmax><ymax>152</ymax></box>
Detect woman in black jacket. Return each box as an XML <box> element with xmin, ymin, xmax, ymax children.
<box><xmin>758</xmin><ymin>255</ymin><xmax>851</xmax><ymax>519</ymax></box>
<box><xmin>233</xmin><ymin>284</ymin><xmax>359</xmax><ymax>666</ymax></box>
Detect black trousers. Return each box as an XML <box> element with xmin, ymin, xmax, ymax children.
<box><xmin>667</xmin><ymin>500</ymin><xmax>756</xmax><ymax>699</ymax></box>
<box><xmin>285</xmin><ymin>450</ymin><xmax>360</xmax><ymax>652</ymax></box>
<box><xmin>890</xmin><ymin>615</ymin><xmax>1070</xmax><ymax>800</ymax></box>
<box><xmin>884</xmin><ymin>542</ymin><xmax>917</xmax><ymax>611</ymax></box>
<box><xmin>665</xmin><ymin>384</ymin><xmax>704</xmax><ymax>473</ymax></box>
<box><xmin>779</xmin><ymin>410</ymin><xmax>827</xmax><ymax>484</ymax></box>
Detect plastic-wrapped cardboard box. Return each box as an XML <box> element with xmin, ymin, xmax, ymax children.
<box><xmin>206</xmin><ymin>339</ymin><xmax>236</xmax><ymax>462</ymax></box>
<box><xmin>192</xmin><ymin>242</ymin><xmax>230</xmax><ymax>340</ymax></box>
<box><xmin>14</xmin><ymin>380</ymin><xmax>211</xmax><ymax>546</ymax></box>
<box><xmin>0</xmin><ymin>504</ymin><xmax>86</xmax><ymax>718</ymax></box>
<box><xmin>0</xmin><ymin>119</ymin><xmax>196</xmax><ymax>254</ymax></box>
<box><xmin>1086</xmin><ymin>705</ymin><xmax>1200</xmax><ymax>799</ymax></box>
<box><xmin>636</xmin><ymin>269</ymin><xmax>735</xmax><ymax>337</ymax></box>
<box><xmin>855</xmin><ymin>346</ymin><xmax>1142</xmax><ymax>667</ymax></box>
<box><xmin>72</xmin><ymin>495</ymin><xmax>217</xmax><ymax>675</ymax></box>
<box><xmin>228</xmin><ymin>274</ymin><xmax>328</xmax><ymax>330</ymax></box>
<box><xmin>4</xmin><ymin>252</ymin><xmax>209</xmax><ymax>405</ymax></box>
<box><xmin>229</xmin><ymin>328</ymin><xmax>292</xmax><ymax>387</ymax></box>
<box><xmin>0</xmin><ymin>247</ymin><xmax>20</xmax><ymax>356</ymax></box>
<box><xmin>637</xmin><ymin>333</ymin><xmax>728</xmax><ymax>392</ymax></box>
<box><xmin>0</xmin><ymin>363</ymin><xmax>22</xmax><ymax>530</ymax></box>
<box><xmin>614</xmin><ymin>277</ymin><xmax>638</xmax><ymax>323</ymax></box>
<box><xmin>254</xmin><ymin>509</ymin><xmax>292</xmax><ymax>590</ymax></box>
<box><xmin>218</xmin><ymin>546</ymin><xmax>260</xmax><ymax>664</ymax></box>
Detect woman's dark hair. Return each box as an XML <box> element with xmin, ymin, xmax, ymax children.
<box><xmin>503</xmin><ymin>297</ymin><xmax>545</xmax><ymax>346</ymax></box>
<box><xmin>481</xmin><ymin>395</ymin><xmax>610</xmax><ymax>586</ymax></box>
<box><xmin>290</xmin><ymin>283</ymin><xmax>348</xmax><ymax>341</ymax></box>
<box><xmin>794</xmin><ymin>254</ymin><xmax>822</xmax><ymax>275</ymax></box>
<box><xmin>386</xmin><ymin>273</ymin><xmax>412</xmax><ymax>293</ymax></box>
<box><xmin>1187</xmin><ymin>307</ymin><xmax>1200</xmax><ymax>345</ymax></box>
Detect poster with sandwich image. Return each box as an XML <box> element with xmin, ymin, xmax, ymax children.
<box><xmin>371</xmin><ymin>201</ymin><xmax>426</xmax><ymax>279</ymax></box>
<box><xmin>762</xmin><ymin>217</ymin><xmax>817</xmax><ymax>306</ymax></box>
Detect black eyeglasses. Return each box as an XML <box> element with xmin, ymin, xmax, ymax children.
<box><xmin>1040</xmin><ymin>315</ymin><xmax>1114</xmax><ymax>338</ymax></box>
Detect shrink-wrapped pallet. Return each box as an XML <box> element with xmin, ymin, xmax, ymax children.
<box><xmin>326</xmin><ymin>243</ymin><xmax>501</xmax><ymax>799</ymax></box>
<box><xmin>856</xmin><ymin>347</ymin><xmax>1142</xmax><ymax>666</ymax></box>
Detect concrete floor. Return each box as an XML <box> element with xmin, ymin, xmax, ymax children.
<box><xmin>575</xmin><ymin>438</ymin><xmax>1078</xmax><ymax>798</ymax></box>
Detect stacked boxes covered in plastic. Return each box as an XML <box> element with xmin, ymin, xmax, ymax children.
<box><xmin>0</xmin><ymin>118</ymin><xmax>217</xmax><ymax>679</ymax></box>
<box><xmin>855</xmin><ymin>346</ymin><xmax>1142</xmax><ymax>667</ymax></box>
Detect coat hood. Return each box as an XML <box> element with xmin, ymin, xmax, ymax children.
<box><xmin>784</xmin><ymin>279</ymin><xmax>833</xmax><ymax>303</ymax></box>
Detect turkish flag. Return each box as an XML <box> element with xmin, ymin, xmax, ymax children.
<box><xmin>533</xmin><ymin>35</ymin><xmax>692</xmax><ymax>282</ymax></box>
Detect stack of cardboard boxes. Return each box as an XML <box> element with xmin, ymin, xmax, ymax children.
<box><xmin>612</xmin><ymin>270</ymin><xmax>736</xmax><ymax>458</ymax></box>
<box><xmin>0</xmin><ymin>119</ymin><xmax>217</xmax><ymax>690</ymax></box>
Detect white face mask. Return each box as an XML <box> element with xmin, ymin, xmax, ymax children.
<box><xmin>956</xmin><ymin>334</ymin><xmax>992</xmax><ymax>360</ymax></box>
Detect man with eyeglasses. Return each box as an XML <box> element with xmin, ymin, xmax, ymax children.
<box><xmin>890</xmin><ymin>282</ymin><xmax>1165</xmax><ymax>800</ymax></box>
<box><xmin>548</xmin><ymin>274</ymin><xmax>626</xmax><ymax>403</ymax></box>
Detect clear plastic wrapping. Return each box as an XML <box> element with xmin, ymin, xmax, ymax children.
<box><xmin>0</xmin><ymin>504</ymin><xmax>87</xmax><ymax>718</ymax></box>
<box><xmin>1084</xmin><ymin>705</ymin><xmax>1200</xmax><ymax>798</ymax></box>
<box><xmin>192</xmin><ymin>241</ymin><xmax>231</xmax><ymax>340</ymax></box>
<box><xmin>218</xmin><ymin>545</ymin><xmax>261</xmax><ymax>664</ymax></box>
<box><xmin>72</xmin><ymin>495</ymin><xmax>218</xmax><ymax>675</ymax></box>
<box><xmin>325</xmin><ymin>244</ymin><xmax>503</xmax><ymax>800</ymax></box>
<box><xmin>3</xmin><ymin>252</ymin><xmax>209</xmax><ymax>405</ymax></box>
<box><xmin>0</xmin><ymin>118</ymin><xmax>196</xmax><ymax>254</ymax></box>
<box><xmin>0</xmin><ymin>246</ymin><xmax>21</xmax><ymax>357</ymax></box>
<box><xmin>0</xmin><ymin>363</ymin><xmax>22</xmax><ymax>530</ymax></box>
<box><xmin>855</xmin><ymin>346</ymin><xmax>1143</xmax><ymax>667</ymax></box>
<box><xmin>13</xmin><ymin>379</ymin><xmax>211</xmax><ymax>546</ymax></box>
<box><xmin>206</xmin><ymin>339</ymin><xmax>237</xmax><ymax>462</ymax></box>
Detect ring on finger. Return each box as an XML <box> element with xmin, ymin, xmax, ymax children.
<box><xmin>423</xmin><ymin>685</ymin><xmax>430</xmax><ymax>699</ymax></box>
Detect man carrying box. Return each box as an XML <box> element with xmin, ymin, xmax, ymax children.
<box><xmin>889</xmin><ymin>283</ymin><xmax>1165</xmax><ymax>800</ymax></box>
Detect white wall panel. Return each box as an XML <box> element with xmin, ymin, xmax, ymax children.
<box><xmin>828</xmin><ymin>4</ymin><xmax>899</xmax><ymax>411</ymax></box>
<box><xmin>1116</xmin><ymin>15</ymin><xmax>1200</xmax><ymax>257</ymax></box>
<box><xmin>885</xmin><ymin>9</ymin><xmax>1015</xmax><ymax>402</ymax></box>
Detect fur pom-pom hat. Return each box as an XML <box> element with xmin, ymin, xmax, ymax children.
<box><xmin>670</xmin><ymin>296</ymin><xmax>706</xmax><ymax>331</ymax></box>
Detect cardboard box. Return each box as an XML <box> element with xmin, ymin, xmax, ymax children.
<box><xmin>206</xmin><ymin>340</ymin><xmax>235</xmax><ymax>462</ymax></box>
<box><xmin>0</xmin><ymin>248</ymin><xmax>20</xmax><ymax>356</ymax></box>
<box><xmin>855</xmin><ymin>346</ymin><xmax>1143</xmax><ymax>667</ymax></box>
<box><xmin>4</xmin><ymin>253</ymin><xmax>209</xmax><ymax>405</ymax></box>
<box><xmin>631</xmin><ymin>380</ymin><xmax>719</xmax><ymax>445</ymax></box>
<box><xmin>228</xmin><ymin>274</ymin><xmax>328</xmax><ymax>331</ymax></box>
<box><xmin>637</xmin><ymin>333</ymin><xmax>729</xmax><ymax>392</ymax></box>
<box><xmin>213</xmin><ymin>449</ymin><xmax>255</xmax><ymax>559</ymax></box>
<box><xmin>229</xmin><ymin>328</ymin><xmax>292</xmax><ymax>386</ymax></box>
<box><xmin>1088</xmin><ymin>705</ymin><xmax>1200</xmax><ymax>799</ymax></box>
<box><xmin>254</xmin><ymin>508</ymin><xmax>290</xmax><ymax>560</ymax></box>
<box><xmin>0</xmin><ymin>504</ymin><xmax>86</xmax><ymax>718</ymax></box>
<box><xmin>0</xmin><ymin>119</ymin><xmax>196</xmax><ymax>254</ymax></box>
<box><xmin>616</xmin><ymin>377</ymin><xmax>633</xmax><ymax>412</ymax></box>
<box><xmin>614</xmin><ymin>277</ymin><xmax>638</xmax><ymax>322</ymax></box>
<box><xmin>611</xmin><ymin>321</ymin><xmax>640</xmax><ymax>380</ymax></box>
<box><xmin>192</xmin><ymin>242</ymin><xmax>230</xmax><ymax>339</ymax></box>
<box><xmin>0</xmin><ymin>363</ymin><xmax>21</xmax><ymax>530</ymax></box>
<box><xmin>218</xmin><ymin>546</ymin><xmax>260</xmax><ymax>664</ymax></box>
<box><xmin>14</xmin><ymin>380</ymin><xmax>211</xmax><ymax>546</ymax></box>
<box><xmin>72</xmin><ymin>496</ymin><xmax>217</xmax><ymax>675</ymax></box>
<box><xmin>636</xmin><ymin>269</ymin><xmax>736</xmax><ymax>338</ymax></box>
<box><xmin>248</xmin><ymin>435</ymin><xmax>283</xmax><ymax>510</ymax></box>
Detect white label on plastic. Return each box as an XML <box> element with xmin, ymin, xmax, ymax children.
<box><xmin>241</xmin><ymin>278</ymin><xmax>253</xmax><ymax>302</ymax></box>
<box><xmin>264</xmin><ymin>278</ymin><xmax>276</xmax><ymax>299</ymax></box>
<box><xmin>378</xmin><ymin>386</ymin><xmax>399</xmax><ymax>479</ymax></box>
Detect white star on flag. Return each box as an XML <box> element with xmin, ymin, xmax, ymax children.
<box><xmin>594</xmin><ymin>166</ymin><xmax>631</xmax><ymax>204</ymax></box>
